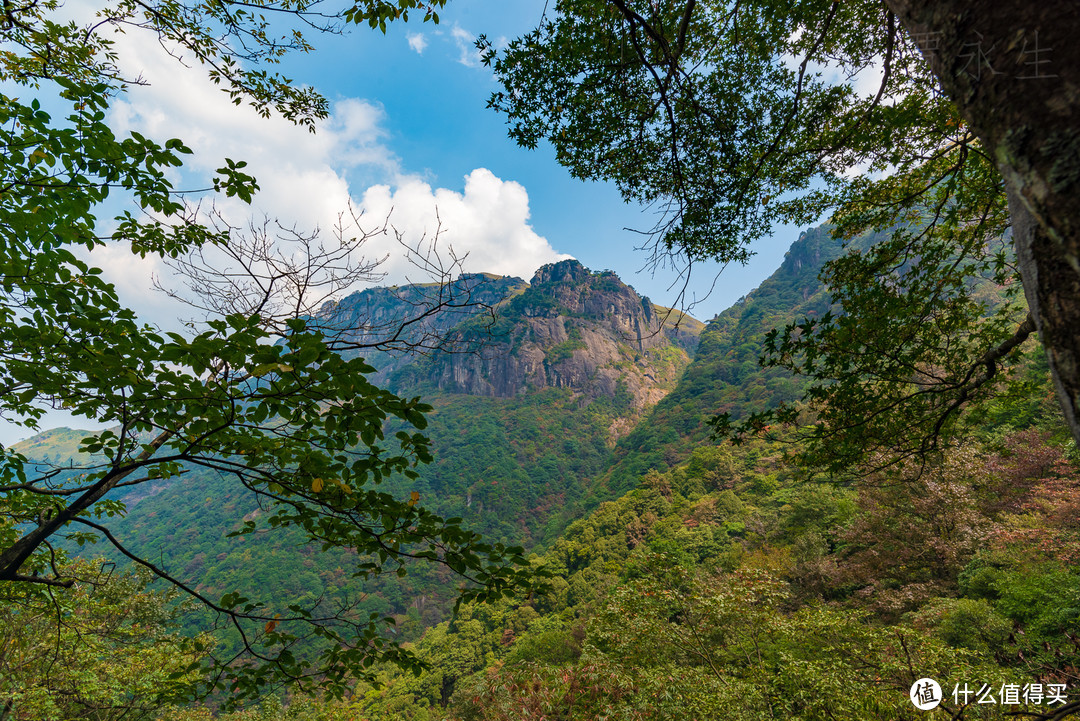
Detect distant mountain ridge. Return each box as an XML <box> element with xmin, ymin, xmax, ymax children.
<box><xmin>599</xmin><ymin>223</ymin><xmax>851</xmax><ymax>494</ymax></box>
<box><xmin>318</xmin><ymin>272</ymin><xmax>528</xmax><ymax>385</ymax></box>
<box><xmin>422</xmin><ymin>259</ymin><xmax>701</xmax><ymax>406</ymax></box>
<box><xmin>309</xmin><ymin>258</ymin><xmax>704</xmax><ymax>425</ymax></box>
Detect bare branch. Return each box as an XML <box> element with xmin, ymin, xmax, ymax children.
<box><xmin>155</xmin><ymin>204</ymin><xmax>510</xmax><ymax>360</ymax></box>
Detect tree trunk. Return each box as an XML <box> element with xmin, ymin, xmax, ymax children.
<box><xmin>1009</xmin><ymin>185</ymin><xmax>1080</xmax><ymax>439</ymax></box>
<box><xmin>885</xmin><ymin>0</ymin><xmax>1080</xmax><ymax>443</ymax></box>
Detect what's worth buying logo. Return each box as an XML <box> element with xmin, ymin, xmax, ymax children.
<box><xmin>910</xmin><ymin>678</ymin><xmax>942</xmax><ymax>710</ymax></box>
<box><xmin>910</xmin><ymin>678</ymin><xmax>1070</xmax><ymax>710</ymax></box>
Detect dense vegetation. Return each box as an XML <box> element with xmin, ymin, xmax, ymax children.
<box><xmin>158</xmin><ymin>382</ymin><xmax>1080</xmax><ymax>719</ymax></box>
<box><xmin>604</xmin><ymin>224</ymin><xmax>851</xmax><ymax>493</ymax></box>
<box><xmin>61</xmin><ymin>384</ymin><xmax>650</xmax><ymax>640</ymax></box>
<box><xmin>9</xmin><ymin>217</ymin><xmax>1079</xmax><ymax>719</ymax></box>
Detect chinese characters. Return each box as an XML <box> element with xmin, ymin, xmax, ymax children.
<box><xmin>912</xmin><ymin>29</ymin><xmax>1058</xmax><ymax>82</ymax></box>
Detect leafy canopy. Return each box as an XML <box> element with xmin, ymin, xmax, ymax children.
<box><xmin>0</xmin><ymin>560</ymin><xmax>211</xmax><ymax>721</ymax></box>
<box><xmin>0</xmin><ymin>0</ymin><xmax>533</xmax><ymax>706</ymax></box>
<box><xmin>483</xmin><ymin>0</ymin><xmax>1034</xmax><ymax>475</ymax></box>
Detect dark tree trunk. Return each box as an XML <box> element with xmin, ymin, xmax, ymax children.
<box><xmin>886</xmin><ymin>0</ymin><xmax>1080</xmax><ymax>443</ymax></box>
<box><xmin>1009</xmin><ymin>187</ymin><xmax>1080</xmax><ymax>440</ymax></box>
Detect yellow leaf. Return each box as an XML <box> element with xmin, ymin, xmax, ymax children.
<box><xmin>265</xmin><ymin>619</ymin><xmax>277</xmax><ymax>633</ymax></box>
<box><xmin>311</xmin><ymin>478</ymin><xmax>324</xmax><ymax>493</ymax></box>
<box><xmin>408</xmin><ymin>490</ymin><xmax>420</xmax><ymax>507</ymax></box>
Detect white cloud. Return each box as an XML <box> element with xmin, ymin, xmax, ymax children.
<box><xmin>357</xmin><ymin>169</ymin><xmax>572</xmax><ymax>282</ymax></box>
<box><xmin>450</xmin><ymin>24</ymin><xmax>484</xmax><ymax>68</ymax></box>
<box><xmin>97</xmin><ymin>27</ymin><xmax>565</xmax><ymax>313</ymax></box>
<box><xmin>407</xmin><ymin>32</ymin><xmax>428</xmax><ymax>54</ymax></box>
<box><xmin>108</xmin><ymin>29</ymin><xmax>400</xmax><ymax>225</ymax></box>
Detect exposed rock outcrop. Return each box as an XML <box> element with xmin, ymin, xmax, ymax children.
<box><xmin>427</xmin><ymin>260</ymin><xmax>698</xmax><ymax>411</ymax></box>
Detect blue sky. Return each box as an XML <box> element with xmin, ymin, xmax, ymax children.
<box><xmin>366</xmin><ymin>4</ymin><xmax>802</xmax><ymax>305</ymax></box>
<box><xmin>94</xmin><ymin>0</ymin><xmax>805</xmax><ymax>322</ymax></box>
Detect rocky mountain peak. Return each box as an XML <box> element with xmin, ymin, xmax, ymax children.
<box><xmin>531</xmin><ymin>258</ymin><xmax>590</xmax><ymax>286</ymax></box>
<box><xmin>423</xmin><ymin>261</ymin><xmax>701</xmax><ymax>417</ymax></box>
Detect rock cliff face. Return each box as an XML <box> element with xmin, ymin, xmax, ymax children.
<box><xmin>314</xmin><ymin>259</ymin><xmax>702</xmax><ymax>443</ymax></box>
<box><xmin>424</xmin><ymin>260</ymin><xmax>699</xmax><ymax>410</ymax></box>
<box><xmin>317</xmin><ymin>273</ymin><xmax>528</xmax><ymax>385</ymax></box>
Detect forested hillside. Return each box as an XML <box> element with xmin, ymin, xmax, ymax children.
<box><xmin>333</xmin><ymin>417</ymin><xmax>1080</xmax><ymax>721</ymax></box>
<box><xmin>14</xmin><ymin>258</ymin><xmax>701</xmax><ymax>639</ymax></box>
<box><xmin>153</xmin><ymin>222</ymin><xmax>1078</xmax><ymax>721</ymax></box>
<box><xmin>601</xmin><ymin>224</ymin><xmax>862</xmax><ymax>494</ymax></box>
<box><xmin>159</xmin><ymin>341</ymin><xmax>1080</xmax><ymax>720</ymax></box>
<box><xmin>13</xmin><ymin>220</ymin><xmax>1079</xmax><ymax>721</ymax></box>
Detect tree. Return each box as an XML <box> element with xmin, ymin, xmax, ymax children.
<box><xmin>0</xmin><ymin>560</ymin><xmax>210</xmax><ymax>721</ymax></box>
<box><xmin>455</xmin><ymin>557</ymin><xmax>1014</xmax><ymax>721</ymax></box>
<box><xmin>481</xmin><ymin>0</ymin><xmax>1080</xmax><ymax>470</ymax></box>
<box><xmin>0</xmin><ymin>0</ymin><xmax>534</xmax><ymax>704</ymax></box>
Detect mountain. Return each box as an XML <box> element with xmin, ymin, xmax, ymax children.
<box><xmin>317</xmin><ymin>272</ymin><xmax>529</xmax><ymax>385</ymax></box>
<box><xmin>420</xmin><ymin>260</ymin><xmax>699</xmax><ymax>402</ymax></box>
<box><xmin>599</xmin><ymin>224</ymin><xmax>850</xmax><ymax>494</ymax></box>
<box><xmin>18</xmin><ymin>228</ymin><xmax>860</xmax><ymax>646</ymax></box>
<box><xmin>310</xmin><ymin>260</ymin><xmax>700</xmax><ymax>415</ymax></box>
<box><xmin>19</xmin><ymin>257</ymin><xmax>705</xmax><ymax>632</ymax></box>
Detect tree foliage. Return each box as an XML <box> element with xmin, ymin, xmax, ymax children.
<box><xmin>0</xmin><ymin>0</ymin><xmax>533</xmax><ymax>704</ymax></box>
<box><xmin>483</xmin><ymin>0</ymin><xmax>1062</xmax><ymax>473</ymax></box>
<box><xmin>483</xmin><ymin>0</ymin><xmax>948</xmax><ymax>266</ymax></box>
<box><xmin>306</xmin><ymin>425</ymin><xmax>1080</xmax><ymax>720</ymax></box>
<box><xmin>0</xmin><ymin>560</ymin><xmax>209</xmax><ymax>721</ymax></box>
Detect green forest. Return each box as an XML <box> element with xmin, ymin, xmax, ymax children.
<box><xmin>2</xmin><ymin>0</ymin><xmax>1080</xmax><ymax>720</ymax></box>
